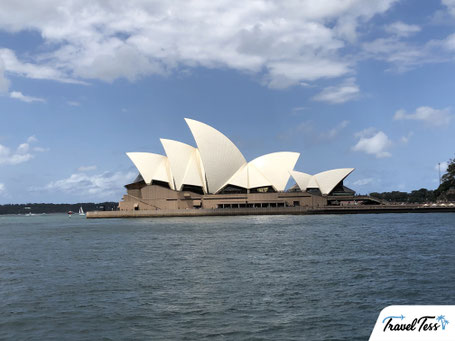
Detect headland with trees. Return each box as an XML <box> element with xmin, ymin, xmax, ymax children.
<box><xmin>370</xmin><ymin>157</ymin><xmax>455</xmax><ymax>203</ymax></box>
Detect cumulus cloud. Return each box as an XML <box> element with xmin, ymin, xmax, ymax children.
<box><xmin>443</xmin><ymin>33</ymin><xmax>455</xmax><ymax>51</ymax></box>
<box><xmin>42</xmin><ymin>171</ymin><xmax>136</xmax><ymax>197</ymax></box>
<box><xmin>0</xmin><ymin>136</ymin><xmax>47</xmax><ymax>165</ymax></box>
<box><xmin>9</xmin><ymin>91</ymin><xmax>45</xmax><ymax>103</ymax></box>
<box><xmin>362</xmin><ymin>37</ymin><xmax>435</xmax><ymax>72</ymax></box>
<box><xmin>27</xmin><ymin>136</ymin><xmax>38</xmax><ymax>143</ymax></box>
<box><xmin>0</xmin><ymin>48</ymin><xmax>85</xmax><ymax>84</ymax></box>
<box><xmin>0</xmin><ymin>145</ymin><xmax>33</xmax><ymax>165</ymax></box>
<box><xmin>385</xmin><ymin>21</ymin><xmax>420</xmax><ymax>37</ymax></box>
<box><xmin>442</xmin><ymin>0</ymin><xmax>455</xmax><ymax>17</ymax></box>
<box><xmin>0</xmin><ymin>1</ymin><xmax>399</xmax><ymax>88</ymax></box>
<box><xmin>394</xmin><ymin>106</ymin><xmax>452</xmax><ymax>126</ymax></box>
<box><xmin>362</xmin><ymin>28</ymin><xmax>455</xmax><ymax>72</ymax></box>
<box><xmin>0</xmin><ymin>183</ymin><xmax>5</xmax><ymax>195</ymax></box>
<box><xmin>352</xmin><ymin>128</ymin><xmax>392</xmax><ymax>158</ymax></box>
<box><xmin>312</xmin><ymin>77</ymin><xmax>359</xmax><ymax>104</ymax></box>
<box><xmin>361</xmin><ymin>6</ymin><xmax>455</xmax><ymax>72</ymax></box>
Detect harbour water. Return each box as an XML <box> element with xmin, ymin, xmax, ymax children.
<box><xmin>1</xmin><ymin>213</ymin><xmax>454</xmax><ymax>340</ymax></box>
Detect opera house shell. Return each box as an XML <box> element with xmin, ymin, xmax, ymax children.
<box><xmin>119</xmin><ymin>118</ymin><xmax>357</xmax><ymax>211</ymax></box>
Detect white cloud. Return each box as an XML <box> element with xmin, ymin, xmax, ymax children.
<box><xmin>0</xmin><ymin>136</ymin><xmax>47</xmax><ymax>165</ymax></box>
<box><xmin>443</xmin><ymin>33</ymin><xmax>455</xmax><ymax>51</ymax></box>
<box><xmin>352</xmin><ymin>178</ymin><xmax>374</xmax><ymax>186</ymax></box>
<box><xmin>27</xmin><ymin>135</ymin><xmax>38</xmax><ymax>143</ymax></box>
<box><xmin>0</xmin><ymin>145</ymin><xmax>32</xmax><ymax>165</ymax></box>
<box><xmin>67</xmin><ymin>101</ymin><xmax>80</xmax><ymax>106</ymax></box>
<box><xmin>442</xmin><ymin>0</ymin><xmax>455</xmax><ymax>17</ymax></box>
<box><xmin>17</xmin><ymin>143</ymin><xmax>30</xmax><ymax>154</ymax></box>
<box><xmin>360</xmin><ymin>10</ymin><xmax>455</xmax><ymax>72</ymax></box>
<box><xmin>352</xmin><ymin>129</ymin><xmax>392</xmax><ymax>158</ymax></box>
<box><xmin>42</xmin><ymin>171</ymin><xmax>136</xmax><ymax>197</ymax></box>
<box><xmin>0</xmin><ymin>48</ymin><xmax>85</xmax><ymax>84</ymax></box>
<box><xmin>265</xmin><ymin>58</ymin><xmax>350</xmax><ymax>89</ymax></box>
<box><xmin>394</xmin><ymin>106</ymin><xmax>452</xmax><ymax>126</ymax></box>
<box><xmin>362</xmin><ymin>37</ymin><xmax>433</xmax><ymax>72</ymax></box>
<box><xmin>77</xmin><ymin>165</ymin><xmax>97</xmax><ymax>172</ymax></box>
<box><xmin>0</xmin><ymin>183</ymin><xmax>5</xmax><ymax>195</ymax></box>
<box><xmin>385</xmin><ymin>21</ymin><xmax>420</xmax><ymax>37</ymax></box>
<box><xmin>362</xmin><ymin>30</ymin><xmax>455</xmax><ymax>72</ymax></box>
<box><xmin>9</xmin><ymin>91</ymin><xmax>45</xmax><ymax>103</ymax></box>
<box><xmin>312</xmin><ymin>77</ymin><xmax>359</xmax><ymax>104</ymax></box>
<box><xmin>0</xmin><ymin>1</ymin><xmax>398</xmax><ymax>88</ymax></box>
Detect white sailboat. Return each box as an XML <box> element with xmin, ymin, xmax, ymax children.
<box><xmin>78</xmin><ymin>206</ymin><xmax>85</xmax><ymax>216</ymax></box>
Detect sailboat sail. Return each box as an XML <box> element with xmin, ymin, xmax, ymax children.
<box><xmin>79</xmin><ymin>207</ymin><xmax>85</xmax><ymax>215</ymax></box>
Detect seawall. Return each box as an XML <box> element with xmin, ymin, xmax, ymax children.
<box><xmin>86</xmin><ymin>205</ymin><xmax>455</xmax><ymax>218</ymax></box>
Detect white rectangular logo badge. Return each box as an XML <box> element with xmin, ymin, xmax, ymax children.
<box><xmin>370</xmin><ymin>305</ymin><xmax>453</xmax><ymax>341</ymax></box>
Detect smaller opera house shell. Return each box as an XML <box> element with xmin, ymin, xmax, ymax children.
<box><xmin>119</xmin><ymin>118</ymin><xmax>356</xmax><ymax>211</ymax></box>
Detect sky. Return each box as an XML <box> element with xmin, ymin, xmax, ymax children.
<box><xmin>0</xmin><ymin>0</ymin><xmax>454</xmax><ymax>204</ymax></box>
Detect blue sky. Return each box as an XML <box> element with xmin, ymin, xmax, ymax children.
<box><xmin>0</xmin><ymin>0</ymin><xmax>454</xmax><ymax>203</ymax></box>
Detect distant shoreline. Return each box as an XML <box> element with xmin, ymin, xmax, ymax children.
<box><xmin>0</xmin><ymin>202</ymin><xmax>118</xmax><ymax>215</ymax></box>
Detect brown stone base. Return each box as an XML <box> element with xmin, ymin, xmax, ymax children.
<box><xmin>87</xmin><ymin>205</ymin><xmax>455</xmax><ymax>218</ymax></box>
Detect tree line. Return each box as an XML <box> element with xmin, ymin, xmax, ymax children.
<box><xmin>0</xmin><ymin>202</ymin><xmax>118</xmax><ymax>215</ymax></box>
<box><xmin>369</xmin><ymin>189</ymin><xmax>436</xmax><ymax>203</ymax></box>
<box><xmin>370</xmin><ymin>157</ymin><xmax>455</xmax><ymax>203</ymax></box>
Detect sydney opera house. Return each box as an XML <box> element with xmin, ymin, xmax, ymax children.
<box><xmin>119</xmin><ymin>118</ymin><xmax>360</xmax><ymax>211</ymax></box>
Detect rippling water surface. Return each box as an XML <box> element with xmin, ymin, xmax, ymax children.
<box><xmin>1</xmin><ymin>213</ymin><xmax>454</xmax><ymax>340</ymax></box>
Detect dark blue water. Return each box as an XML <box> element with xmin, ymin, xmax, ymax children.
<box><xmin>0</xmin><ymin>213</ymin><xmax>454</xmax><ymax>340</ymax></box>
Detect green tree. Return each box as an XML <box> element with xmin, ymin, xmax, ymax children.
<box><xmin>408</xmin><ymin>188</ymin><xmax>436</xmax><ymax>203</ymax></box>
<box><xmin>441</xmin><ymin>158</ymin><xmax>455</xmax><ymax>185</ymax></box>
<box><xmin>435</xmin><ymin>157</ymin><xmax>455</xmax><ymax>200</ymax></box>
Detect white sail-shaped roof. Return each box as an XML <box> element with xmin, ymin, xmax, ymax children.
<box><xmin>289</xmin><ymin>170</ymin><xmax>313</xmax><ymax>191</ymax></box>
<box><xmin>222</xmin><ymin>163</ymin><xmax>272</xmax><ymax>190</ymax></box>
<box><xmin>185</xmin><ymin>118</ymin><xmax>247</xmax><ymax>193</ymax></box>
<box><xmin>250</xmin><ymin>152</ymin><xmax>300</xmax><ymax>191</ymax></box>
<box><xmin>195</xmin><ymin>149</ymin><xmax>206</xmax><ymax>190</ymax></box>
<box><xmin>313</xmin><ymin>168</ymin><xmax>354</xmax><ymax>195</ymax></box>
<box><xmin>290</xmin><ymin>168</ymin><xmax>354</xmax><ymax>195</ymax></box>
<box><xmin>160</xmin><ymin>139</ymin><xmax>206</xmax><ymax>192</ymax></box>
<box><xmin>224</xmin><ymin>164</ymin><xmax>248</xmax><ymax>189</ymax></box>
<box><xmin>125</xmin><ymin>118</ymin><xmax>355</xmax><ymax>197</ymax></box>
<box><xmin>126</xmin><ymin>152</ymin><xmax>174</xmax><ymax>189</ymax></box>
<box><xmin>248</xmin><ymin>164</ymin><xmax>274</xmax><ymax>189</ymax></box>
<box><xmin>220</xmin><ymin>152</ymin><xmax>299</xmax><ymax>191</ymax></box>
<box><xmin>308</xmin><ymin>176</ymin><xmax>319</xmax><ymax>189</ymax></box>
<box><xmin>183</xmin><ymin>149</ymin><xmax>206</xmax><ymax>191</ymax></box>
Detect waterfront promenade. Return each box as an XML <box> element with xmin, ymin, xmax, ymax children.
<box><xmin>87</xmin><ymin>205</ymin><xmax>455</xmax><ymax>218</ymax></box>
